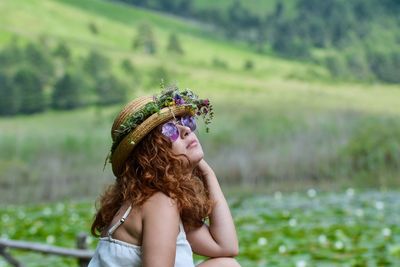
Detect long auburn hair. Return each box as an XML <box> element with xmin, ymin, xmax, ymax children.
<box><xmin>91</xmin><ymin>125</ymin><xmax>213</xmax><ymax>237</ymax></box>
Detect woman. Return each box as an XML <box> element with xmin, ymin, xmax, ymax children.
<box><xmin>89</xmin><ymin>87</ymin><xmax>240</xmax><ymax>267</ymax></box>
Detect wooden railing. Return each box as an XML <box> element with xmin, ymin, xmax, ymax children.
<box><xmin>0</xmin><ymin>233</ymin><xmax>94</xmax><ymax>267</ymax></box>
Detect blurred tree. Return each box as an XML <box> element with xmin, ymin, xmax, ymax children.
<box><xmin>51</xmin><ymin>71</ymin><xmax>83</xmax><ymax>110</ymax></box>
<box><xmin>52</xmin><ymin>42</ymin><xmax>71</xmax><ymax>63</ymax></box>
<box><xmin>157</xmin><ymin>0</ymin><xmax>175</xmax><ymax>11</ymax></box>
<box><xmin>325</xmin><ymin>55</ymin><xmax>347</xmax><ymax>78</ymax></box>
<box><xmin>82</xmin><ymin>50</ymin><xmax>116</xmax><ymax>104</ymax></box>
<box><xmin>274</xmin><ymin>1</ymin><xmax>284</xmax><ymax>18</ymax></box>
<box><xmin>95</xmin><ymin>74</ymin><xmax>127</xmax><ymax>106</ymax></box>
<box><xmin>166</xmin><ymin>32</ymin><xmax>184</xmax><ymax>54</ymax></box>
<box><xmin>0</xmin><ymin>38</ymin><xmax>23</xmax><ymax>69</ymax></box>
<box><xmin>226</xmin><ymin>0</ymin><xmax>255</xmax><ymax>38</ymax></box>
<box><xmin>132</xmin><ymin>0</ymin><xmax>147</xmax><ymax>6</ymax></box>
<box><xmin>132</xmin><ymin>22</ymin><xmax>157</xmax><ymax>54</ymax></box>
<box><xmin>120</xmin><ymin>58</ymin><xmax>141</xmax><ymax>87</ymax></box>
<box><xmin>212</xmin><ymin>57</ymin><xmax>229</xmax><ymax>69</ymax></box>
<box><xmin>341</xmin><ymin>118</ymin><xmax>400</xmax><ymax>174</ymax></box>
<box><xmin>120</xmin><ymin>58</ymin><xmax>135</xmax><ymax>74</ymax></box>
<box><xmin>13</xmin><ymin>68</ymin><xmax>45</xmax><ymax>114</ymax></box>
<box><xmin>345</xmin><ymin>51</ymin><xmax>371</xmax><ymax>81</ymax></box>
<box><xmin>329</xmin><ymin>3</ymin><xmax>354</xmax><ymax>47</ymax></box>
<box><xmin>368</xmin><ymin>50</ymin><xmax>400</xmax><ymax>83</ymax></box>
<box><xmin>83</xmin><ymin>50</ymin><xmax>111</xmax><ymax>79</ymax></box>
<box><xmin>243</xmin><ymin>59</ymin><xmax>254</xmax><ymax>71</ymax></box>
<box><xmin>176</xmin><ymin>0</ymin><xmax>193</xmax><ymax>15</ymax></box>
<box><xmin>0</xmin><ymin>73</ymin><xmax>20</xmax><ymax>116</ymax></box>
<box><xmin>304</xmin><ymin>15</ymin><xmax>327</xmax><ymax>48</ymax></box>
<box><xmin>88</xmin><ymin>21</ymin><xmax>99</xmax><ymax>35</ymax></box>
<box><xmin>353</xmin><ymin>1</ymin><xmax>373</xmax><ymax>21</ymax></box>
<box><xmin>381</xmin><ymin>0</ymin><xmax>400</xmax><ymax>14</ymax></box>
<box><xmin>197</xmin><ymin>8</ymin><xmax>223</xmax><ymax>26</ymax></box>
<box><xmin>148</xmin><ymin>66</ymin><xmax>170</xmax><ymax>88</ymax></box>
<box><xmin>24</xmin><ymin>42</ymin><xmax>54</xmax><ymax>85</ymax></box>
<box><xmin>272</xmin><ymin>21</ymin><xmax>310</xmax><ymax>58</ymax></box>
<box><xmin>113</xmin><ymin>0</ymin><xmax>400</xmax><ymax>84</ymax></box>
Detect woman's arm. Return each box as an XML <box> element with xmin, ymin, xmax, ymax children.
<box><xmin>185</xmin><ymin>159</ymin><xmax>239</xmax><ymax>257</ymax></box>
<box><xmin>142</xmin><ymin>192</ymin><xmax>180</xmax><ymax>267</ymax></box>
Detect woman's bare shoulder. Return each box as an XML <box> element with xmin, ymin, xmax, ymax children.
<box><xmin>142</xmin><ymin>192</ymin><xmax>180</xmax><ymax>221</ymax></box>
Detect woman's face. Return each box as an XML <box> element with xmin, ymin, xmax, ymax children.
<box><xmin>162</xmin><ymin>116</ymin><xmax>204</xmax><ymax>167</ymax></box>
<box><xmin>172</xmin><ymin>124</ymin><xmax>204</xmax><ymax>165</ymax></box>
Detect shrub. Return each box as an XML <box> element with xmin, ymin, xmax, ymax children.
<box><xmin>147</xmin><ymin>66</ymin><xmax>171</xmax><ymax>88</ymax></box>
<box><xmin>120</xmin><ymin>58</ymin><xmax>135</xmax><ymax>74</ymax></box>
<box><xmin>325</xmin><ymin>55</ymin><xmax>347</xmax><ymax>78</ymax></box>
<box><xmin>24</xmin><ymin>42</ymin><xmax>54</xmax><ymax>85</ymax></box>
<box><xmin>132</xmin><ymin>22</ymin><xmax>157</xmax><ymax>54</ymax></box>
<box><xmin>345</xmin><ymin>52</ymin><xmax>372</xmax><ymax>81</ymax></box>
<box><xmin>243</xmin><ymin>59</ymin><xmax>254</xmax><ymax>70</ymax></box>
<box><xmin>0</xmin><ymin>38</ymin><xmax>24</xmax><ymax>68</ymax></box>
<box><xmin>340</xmin><ymin>118</ymin><xmax>400</xmax><ymax>174</ymax></box>
<box><xmin>51</xmin><ymin>71</ymin><xmax>84</xmax><ymax>110</ymax></box>
<box><xmin>88</xmin><ymin>21</ymin><xmax>99</xmax><ymax>35</ymax></box>
<box><xmin>95</xmin><ymin>74</ymin><xmax>127</xmax><ymax>106</ymax></box>
<box><xmin>83</xmin><ymin>50</ymin><xmax>111</xmax><ymax>79</ymax></box>
<box><xmin>368</xmin><ymin>50</ymin><xmax>400</xmax><ymax>83</ymax></box>
<box><xmin>166</xmin><ymin>32</ymin><xmax>184</xmax><ymax>54</ymax></box>
<box><xmin>0</xmin><ymin>73</ymin><xmax>20</xmax><ymax>115</ymax></box>
<box><xmin>52</xmin><ymin>42</ymin><xmax>71</xmax><ymax>62</ymax></box>
<box><xmin>212</xmin><ymin>57</ymin><xmax>229</xmax><ymax>69</ymax></box>
<box><xmin>13</xmin><ymin>68</ymin><xmax>45</xmax><ymax>114</ymax></box>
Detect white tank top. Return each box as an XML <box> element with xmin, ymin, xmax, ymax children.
<box><xmin>88</xmin><ymin>205</ymin><xmax>195</xmax><ymax>267</ymax></box>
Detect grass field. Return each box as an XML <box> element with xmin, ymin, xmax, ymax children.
<box><xmin>1</xmin><ymin>189</ymin><xmax>399</xmax><ymax>266</ymax></box>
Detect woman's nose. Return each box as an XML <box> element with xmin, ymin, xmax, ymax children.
<box><xmin>179</xmin><ymin>125</ymin><xmax>191</xmax><ymax>138</ymax></box>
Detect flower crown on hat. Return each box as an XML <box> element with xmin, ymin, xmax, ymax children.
<box><xmin>110</xmin><ymin>86</ymin><xmax>213</xmax><ymax>157</ymax></box>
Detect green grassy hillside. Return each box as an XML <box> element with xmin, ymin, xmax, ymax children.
<box><xmin>0</xmin><ymin>0</ymin><xmax>400</xmax><ymax>204</ymax></box>
<box><xmin>0</xmin><ymin>0</ymin><xmax>326</xmax><ymax>85</ymax></box>
<box><xmin>115</xmin><ymin>0</ymin><xmax>400</xmax><ymax>83</ymax></box>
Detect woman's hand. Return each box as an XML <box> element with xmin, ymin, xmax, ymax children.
<box><xmin>197</xmin><ymin>159</ymin><xmax>215</xmax><ymax>178</ymax></box>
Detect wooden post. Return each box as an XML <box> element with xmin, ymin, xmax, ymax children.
<box><xmin>76</xmin><ymin>233</ymin><xmax>90</xmax><ymax>267</ymax></box>
<box><xmin>0</xmin><ymin>245</ymin><xmax>24</xmax><ymax>267</ymax></box>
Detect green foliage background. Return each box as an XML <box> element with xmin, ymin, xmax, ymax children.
<box><xmin>0</xmin><ymin>0</ymin><xmax>399</xmax><ymax>266</ymax></box>
<box><xmin>0</xmin><ymin>0</ymin><xmax>399</xmax><ymax>203</ymax></box>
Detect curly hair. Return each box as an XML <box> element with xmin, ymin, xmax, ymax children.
<box><xmin>91</xmin><ymin>125</ymin><xmax>213</xmax><ymax>237</ymax></box>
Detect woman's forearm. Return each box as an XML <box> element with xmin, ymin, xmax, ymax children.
<box><xmin>201</xmin><ymin>161</ymin><xmax>239</xmax><ymax>256</ymax></box>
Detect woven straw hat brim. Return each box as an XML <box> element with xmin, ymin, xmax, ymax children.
<box><xmin>111</xmin><ymin>96</ymin><xmax>153</xmax><ymax>140</ymax></box>
<box><xmin>111</xmin><ymin>105</ymin><xmax>194</xmax><ymax>176</ymax></box>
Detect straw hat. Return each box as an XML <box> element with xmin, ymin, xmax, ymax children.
<box><xmin>108</xmin><ymin>88</ymin><xmax>213</xmax><ymax>177</ymax></box>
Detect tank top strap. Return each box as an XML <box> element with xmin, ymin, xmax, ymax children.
<box><xmin>107</xmin><ymin>205</ymin><xmax>133</xmax><ymax>237</ymax></box>
<box><xmin>179</xmin><ymin>221</ymin><xmax>186</xmax><ymax>236</ymax></box>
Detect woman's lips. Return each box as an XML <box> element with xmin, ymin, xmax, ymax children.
<box><xmin>187</xmin><ymin>140</ymin><xmax>198</xmax><ymax>149</ymax></box>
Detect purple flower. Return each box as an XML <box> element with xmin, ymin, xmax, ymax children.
<box><xmin>174</xmin><ymin>94</ymin><xmax>185</xmax><ymax>105</ymax></box>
